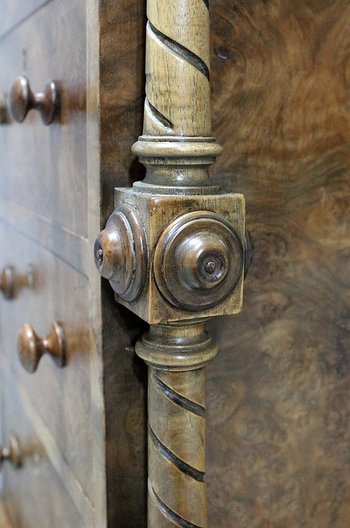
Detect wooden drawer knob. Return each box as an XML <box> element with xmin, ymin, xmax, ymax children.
<box><xmin>0</xmin><ymin>266</ymin><xmax>15</xmax><ymax>299</ymax></box>
<box><xmin>9</xmin><ymin>76</ymin><xmax>59</xmax><ymax>125</ymax></box>
<box><xmin>17</xmin><ymin>322</ymin><xmax>66</xmax><ymax>373</ymax></box>
<box><xmin>0</xmin><ymin>436</ymin><xmax>21</xmax><ymax>470</ymax></box>
<box><xmin>0</xmin><ymin>265</ymin><xmax>33</xmax><ymax>300</ymax></box>
<box><xmin>0</xmin><ymin>92</ymin><xmax>8</xmax><ymax>124</ymax></box>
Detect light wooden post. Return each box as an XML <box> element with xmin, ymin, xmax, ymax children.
<box><xmin>95</xmin><ymin>0</ymin><xmax>248</xmax><ymax>526</ymax></box>
<box><xmin>137</xmin><ymin>322</ymin><xmax>217</xmax><ymax>527</ymax></box>
<box><xmin>133</xmin><ymin>2</ymin><xmax>224</xmax><ymax>526</ymax></box>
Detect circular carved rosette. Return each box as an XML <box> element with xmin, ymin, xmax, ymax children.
<box><xmin>94</xmin><ymin>204</ymin><xmax>148</xmax><ymax>302</ymax></box>
<box><xmin>154</xmin><ymin>211</ymin><xmax>244</xmax><ymax>311</ymax></box>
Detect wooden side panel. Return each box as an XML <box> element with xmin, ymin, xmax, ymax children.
<box><xmin>100</xmin><ymin>1</ymin><xmax>148</xmax><ymax>526</ymax></box>
<box><xmin>207</xmin><ymin>1</ymin><xmax>350</xmax><ymax>526</ymax></box>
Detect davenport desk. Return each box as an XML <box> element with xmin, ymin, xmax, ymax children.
<box><xmin>0</xmin><ymin>1</ymin><xmax>349</xmax><ymax>527</ymax></box>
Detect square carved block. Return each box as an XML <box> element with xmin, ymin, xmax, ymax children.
<box><xmin>113</xmin><ymin>187</ymin><xmax>246</xmax><ymax>324</ymax></box>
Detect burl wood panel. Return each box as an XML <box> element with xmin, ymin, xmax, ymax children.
<box><xmin>100</xmin><ymin>0</ymin><xmax>350</xmax><ymax>526</ymax></box>
<box><xmin>206</xmin><ymin>0</ymin><xmax>350</xmax><ymax>526</ymax></box>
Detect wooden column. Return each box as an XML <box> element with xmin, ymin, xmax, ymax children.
<box><xmin>137</xmin><ymin>322</ymin><xmax>217</xmax><ymax>527</ymax></box>
<box><xmin>132</xmin><ymin>0</ymin><xmax>221</xmax><ymax>190</ymax></box>
<box><xmin>134</xmin><ymin>2</ymin><xmax>221</xmax><ymax>526</ymax></box>
<box><xmin>95</xmin><ymin>0</ymin><xmax>247</xmax><ymax>526</ymax></box>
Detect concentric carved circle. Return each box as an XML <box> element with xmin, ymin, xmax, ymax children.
<box><xmin>154</xmin><ymin>211</ymin><xmax>243</xmax><ymax>311</ymax></box>
<box><xmin>94</xmin><ymin>205</ymin><xmax>147</xmax><ymax>301</ymax></box>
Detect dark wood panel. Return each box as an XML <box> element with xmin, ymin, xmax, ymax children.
<box><xmin>0</xmin><ymin>0</ymin><xmax>87</xmax><ymax>238</ymax></box>
<box><xmin>206</xmin><ymin>0</ymin><xmax>350</xmax><ymax>526</ymax></box>
<box><xmin>99</xmin><ymin>1</ymin><xmax>148</xmax><ymax>526</ymax></box>
<box><xmin>0</xmin><ymin>0</ymin><xmax>51</xmax><ymax>38</ymax></box>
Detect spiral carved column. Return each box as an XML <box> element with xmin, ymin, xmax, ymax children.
<box><xmin>148</xmin><ymin>369</ymin><xmax>206</xmax><ymax>527</ymax></box>
<box><xmin>137</xmin><ymin>322</ymin><xmax>218</xmax><ymax>527</ymax></box>
<box><xmin>94</xmin><ymin>0</ymin><xmax>249</xmax><ymax>526</ymax></box>
<box><xmin>133</xmin><ymin>0</ymin><xmax>221</xmax><ymax>189</ymax></box>
<box><xmin>144</xmin><ymin>0</ymin><xmax>211</xmax><ymax>136</ymax></box>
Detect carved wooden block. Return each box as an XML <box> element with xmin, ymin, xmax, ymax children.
<box><xmin>96</xmin><ymin>187</ymin><xmax>246</xmax><ymax>324</ymax></box>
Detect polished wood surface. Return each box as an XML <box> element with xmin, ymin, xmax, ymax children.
<box><xmin>99</xmin><ymin>1</ymin><xmax>148</xmax><ymax>525</ymax></box>
<box><xmin>1</xmin><ymin>373</ymin><xmax>89</xmax><ymax>528</ymax></box>
<box><xmin>206</xmin><ymin>1</ymin><xmax>350</xmax><ymax>526</ymax></box>
<box><xmin>1</xmin><ymin>0</ymin><xmax>349</xmax><ymax>526</ymax></box>
<box><xmin>0</xmin><ymin>0</ymin><xmax>87</xmax><ymax>237</ymax></box>
<box><xmin>0</xmin><ymin>0</ymin><xmax>106</xmax><ymax>526</ymax></box>
<box><xmin>99</xmin><ymin>0</ymin><xmax>350</xmax><ymax>526</ymax></box>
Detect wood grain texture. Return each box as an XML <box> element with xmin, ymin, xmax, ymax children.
<box><xmin>0</xmin><ymin>223</ymin><xmax>96</xmax><ymax>505</ymax></box>
<box><xmin>0</xmin><ymin>0</ymin><xmax>107</xmax><ymax>525</ymax></box>
<box><xmin>98</xmin><ymin>0</ymin><xmax>350</xmax><ymax>526</ymax></box>
<box><xmin>0</xmin><ymin>0</ymin><xmax>88</xmax><ymax>238</ymax></box>
<box><xmin>148</xmin><ymin>369</ymin><xmax>207</xmax><ymax>527</ymax></box>
<box><xmin>99</xmin><ymin>1</ymin><xmax>148</xmax><ymax>526</ymax></box>
<box><xmin>1</xmin><ymin>372</ymin><xmax>89</xmax><ymax>528</ymax></box>
<box><xmin>0</xmin><ymin>0</ymin><xmax>51</xmax><ymax>38</ymax></box>
<box><xmin>144</xmin><ymin>0</ymin><xmax>211</xmax><ymax>136</ymax></box>
<box><xmin>206</xmin><ymin>0</ymin><xmax>350</xmax><ymax>526</ymax></box>
<box><xmin>1</xmin><ymin>0</ymin><xmax>344</xmax><ymax>525</ymax></box>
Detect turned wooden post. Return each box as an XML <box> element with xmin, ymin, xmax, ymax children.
<box><xmin>132</xmin><ymin>2</ymin><xmax>229</xmax><ymax>526</ymax></box>
<box><xmin>95</xmin><ymin>0</ymin><xmax>248</xmax><ymax>526</ymax></box>
<box><xmin>137</xmin><ymin>322</ymin><xmax>217</xmax><ymax>527</ymax></box>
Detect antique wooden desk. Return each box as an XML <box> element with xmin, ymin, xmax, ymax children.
<box><xmin>0</xmin><ymin>1</ymin><xmax>349</xmax><ymax>527</ymax></box>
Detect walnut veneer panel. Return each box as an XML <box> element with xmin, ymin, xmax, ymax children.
<box><xmin>206</xmin><ymin>1</ymin><xmax>350</xmax><ymax>526</ymax></box>
<box><xmin>0</xmin><ymin>0</ymin><xmax>87</xmax><ymax>238</ymax></box>
<box><xmin>0</xmin><ymin>0</ymin><xmax>51</xmax><ymax>38</ymax></box>
<box><xmin>98</xmin><ymin>0</ymin><xmax>350</xmax><ymax>526</ymax></box>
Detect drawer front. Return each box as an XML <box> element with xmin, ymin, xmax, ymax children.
<box><xmin>0</xmin><ymin>222</ymin><xmax>97</xmax><ymax>505</ymax></box>
<box><xmin>0</xmin><ymin>0</ymin><xmax>50</xmax><ymax>37</ymax></box>
<box><xmin>0</xmin><ymin>0</ymin><xmax>88</xmax><ymax>238</ymax></box>
<box><xmin>1</xmin><ymin>372</ymin><xmax>92</xmax><ymax>528</ymax></box>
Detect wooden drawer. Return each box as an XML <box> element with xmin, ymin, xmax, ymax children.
<box><xmin>0</xmin><ymin>0</ymin><xmax>50</xmax><ymax>37</ymax></box>
<box><xmin>1</xmin><ymin>372</ymin><xmax>93</xmax><ymax>528</ymax></box>
<box><xmin>0</xmin><ymin>222</ymin><xmax>97</xmax><ymax>506</ymax></box>
<box><xmin>0</xmin><ymin>0</ymin><xmax>88</xmax><ymax>238</ymax></box>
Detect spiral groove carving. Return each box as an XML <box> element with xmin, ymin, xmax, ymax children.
<box><xmin>148</xmin><ymin>369</ymin><xmax>207</xmax><ymax>527</ymax></box>
<box><xmin>144</xmin><ymin>0</ymin><xmax>211</xmax><ymax>136</ymax></box>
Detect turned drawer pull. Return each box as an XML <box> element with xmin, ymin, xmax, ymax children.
<box><xmin>0</xmin><ymin>92</ymin><xmax>8</xmax><ymax>124</ymax></box>
<box><xmin>0</xmin><ymin>265</ymin><xmax>33</xmax><ymax>300</ymax></box>
<box><xmin>9</xmin><ymin>76</ymin><xmax>59</xmax><ymax>125</ymax></box>
<box><xmin>17</xmin><ymin>322</ymin><xmax>66</xmax><ymax>373</ymax></box>
<box><xmin>0</xmin><ymin>436</ymin><xmax>21</xmax><ymax>470</ymax></box>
